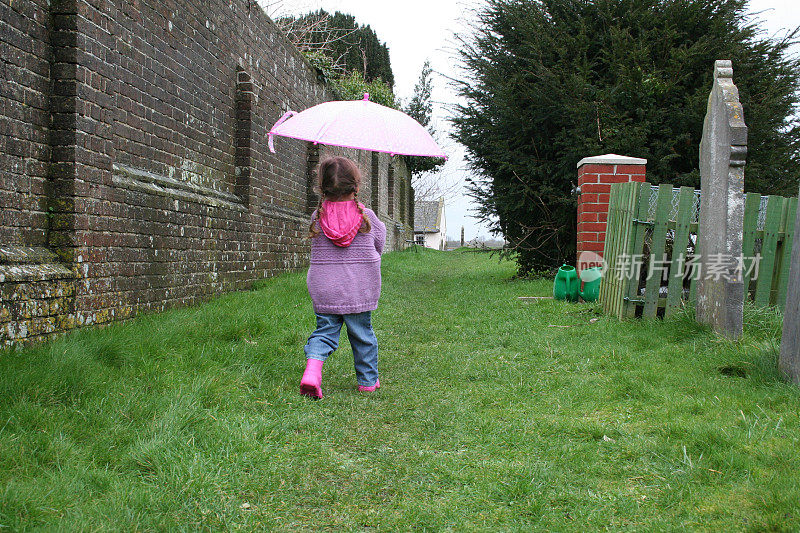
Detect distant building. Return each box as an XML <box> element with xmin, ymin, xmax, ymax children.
<box><xmin>414</xmin><ymin>198</ymin><xmax>447</xmax><ymax>250</ymax></box>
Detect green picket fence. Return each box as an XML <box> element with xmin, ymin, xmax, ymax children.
<box><xmin>600</xmin><ymin>181</ymin><xmax>798</xmax><ymax>319</ymax></box>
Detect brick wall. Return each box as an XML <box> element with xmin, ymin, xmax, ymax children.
<box><xmin>1</xmin><ymin>0</ymin><xmax>413</xmax><ymax>347</ymax></box>
<box><xmin>385</xmin><ymin>156</ymin><xmax>411</xmax><ymax>250</ymax></box>
<box><xmin>576</xmin><ymin>154</ymin><xmax>646</xmax><ymax>269</ymax></box>
<box><xmin>0</xmin><ymin>0</ymin><xmax>51</xmax><ymax>248</ymax></box>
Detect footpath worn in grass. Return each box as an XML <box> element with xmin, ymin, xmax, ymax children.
<box><xmin>1</xmin><ymin>249</ymin><xmax>799</xmax><ymax>530</ymax></box>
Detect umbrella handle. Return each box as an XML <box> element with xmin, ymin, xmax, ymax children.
<box><xmin>268</xmin><ymin>110</ymin><xmax>297</xmax><ymax>153</ymax></box>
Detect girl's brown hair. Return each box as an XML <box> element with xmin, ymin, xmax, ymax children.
<box><xmin>308</xmin><ymin>156</ymin><xmax>372</xmax><ymax>237</ymax></box>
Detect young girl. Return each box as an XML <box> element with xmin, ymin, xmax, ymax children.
<box><xmin>300</xmin><ymin>156</ymin><xmax>386</xmax><ymax>399</ymax></box>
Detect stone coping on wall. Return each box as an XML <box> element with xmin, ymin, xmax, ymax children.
<box><xmin>0</xmin><ymin>246</ymin><xmax>75</xmax><ymax>283</ymax></box>
<box><xmin>259</xmin><ymin>204</ymin><xmax>310</xmax><ymax>225</ymax></box>
<box><xmin>0</xmin><ymin>246</ymin><xmax>59</xmax><ymax>265</ymax></box>
<box><xmin>577</xmin><ymin>154</ymin><xmax>648</xmax><ymax>168</ymax></box>
<box><xmin>112</xmin><ymin>163</ymin><xmax>247</xmax><ymax>211</ymax></box>
<box><xmin>0</xmin><ymin>264</ymin><xmax>75</xmax><ymax>283</ymax></box>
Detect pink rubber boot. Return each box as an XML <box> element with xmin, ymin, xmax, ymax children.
<box><xmin>300</xmin><ymin>359</ymin><xmax>324</xmax><ymax>399</ymax></box>
<box><xmin>358</xmin><ymin>379</ymin><xmax>380</xmax><ymax>393</ymax></box>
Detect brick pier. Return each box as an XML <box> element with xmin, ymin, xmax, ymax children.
<box><xmin>576</xmin><ymin>154</ymin><xmax>646</xmax><ymax>269</ymax></box>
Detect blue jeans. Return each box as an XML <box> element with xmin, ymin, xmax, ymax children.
<box><xmin>304</xmin><ymin>311</ymin><xmax>379</xmax><ymax>387</ymax></box>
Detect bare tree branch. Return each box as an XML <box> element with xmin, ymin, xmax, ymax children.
<box><xmin>269</xmin><ymin>8</ymin><xmax>360</xmax><ymax>79</ymax></box>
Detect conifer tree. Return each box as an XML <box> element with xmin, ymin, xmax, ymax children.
<box><xmin>404</xmin><ymin>60</ymin><xmax>446</xmax><ymax>177</ymax></box>
<box><xmin>452</xmin><ymin>0</ymin><xmax>800</xmax><ymax>273</ymax></box>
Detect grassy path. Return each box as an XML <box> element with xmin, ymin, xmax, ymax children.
<box><xmin>1</xmin><ymin>249</ymin><xmax>799</xmax><ymax>530</ymax></box>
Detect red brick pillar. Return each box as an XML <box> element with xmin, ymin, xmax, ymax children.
<box><xmin>577</xmin><ymin>154</ymin><xmax>646</xmax><ymax>269</ymax></box>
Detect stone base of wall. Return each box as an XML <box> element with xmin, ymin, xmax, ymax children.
<box><xmin>1</xmin><ymin>247</ymin><xmax>76</xmax><ymax>348</ymax></box>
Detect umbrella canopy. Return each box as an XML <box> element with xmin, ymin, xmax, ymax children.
<box><xmin>268</xmin><ymin>94</ymin><xmax>446</xmax><ymax>159</ymax></box>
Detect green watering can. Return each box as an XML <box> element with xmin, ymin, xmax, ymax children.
<box><xmin>579</xmin><ymin>266</ymin><xmax>603</xmax><ymax>303</ymax></box>
<box><xmin>553</xmin><ymin>264</ymin><xmax>579</xmax><ymax>302</ymax></box>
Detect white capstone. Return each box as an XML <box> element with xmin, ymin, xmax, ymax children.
<box><xmin>576</xmin><ymin>153</ymin><xmax>647</xmax><ymax>168</ymax></box>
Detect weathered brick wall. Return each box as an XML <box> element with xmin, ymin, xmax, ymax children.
<box><xmin>1</xmin><ymin>0</ymin><xmax>413</xmax><ymax>347</ymax></box>
<box><xmin>385</xmin><ymin>156</ymin><xmax>412</xmax><ymax>250</ymax></box>
<box><xmin>0</xmin><ymin>0</ymin><xmax>51</xmax><ymax>247</ymax></box>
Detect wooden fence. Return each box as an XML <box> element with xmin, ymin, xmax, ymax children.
<box><xmin>600</xmin><ymin>182</ymin><xmax>798</xmax><ymax>319</ymax></box>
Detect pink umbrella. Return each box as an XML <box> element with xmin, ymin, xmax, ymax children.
<box><xmin>268</xmin><ymin>93</ymin><xmax>447</xmax><ymax>159</ymax></box>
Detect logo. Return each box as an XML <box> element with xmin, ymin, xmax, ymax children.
<box><xmin>577</xmin><ymin>250</ymin><xmax>605</xmax><ymax>274</ymax></box>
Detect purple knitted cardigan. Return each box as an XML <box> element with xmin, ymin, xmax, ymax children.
<box><xmin>307</xmin><ymin>208</ymin><xmax>386</xmax><ymax>315</ymax></box>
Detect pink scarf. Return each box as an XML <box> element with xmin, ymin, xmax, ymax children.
<box><xmin>318</xmin><ymin>200</ymin><xmax>364</xmax><ymax>247</ymax></box>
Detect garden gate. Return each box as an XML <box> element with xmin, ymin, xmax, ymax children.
<box><xmin>600</xmin><ymin>182</ymin><xmax>798</xmax><ymax>319</ymax></box>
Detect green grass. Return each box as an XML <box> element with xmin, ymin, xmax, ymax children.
<box><xmin>1</xmin><ymin>248</ymin><xmax>799</xmax><ymax>531</ymax></box>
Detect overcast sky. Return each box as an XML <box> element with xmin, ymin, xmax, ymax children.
<box><xmin>266</xmin><ymin>0</ymin><xmax>800</xmax><ymax>241</ymax></box>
